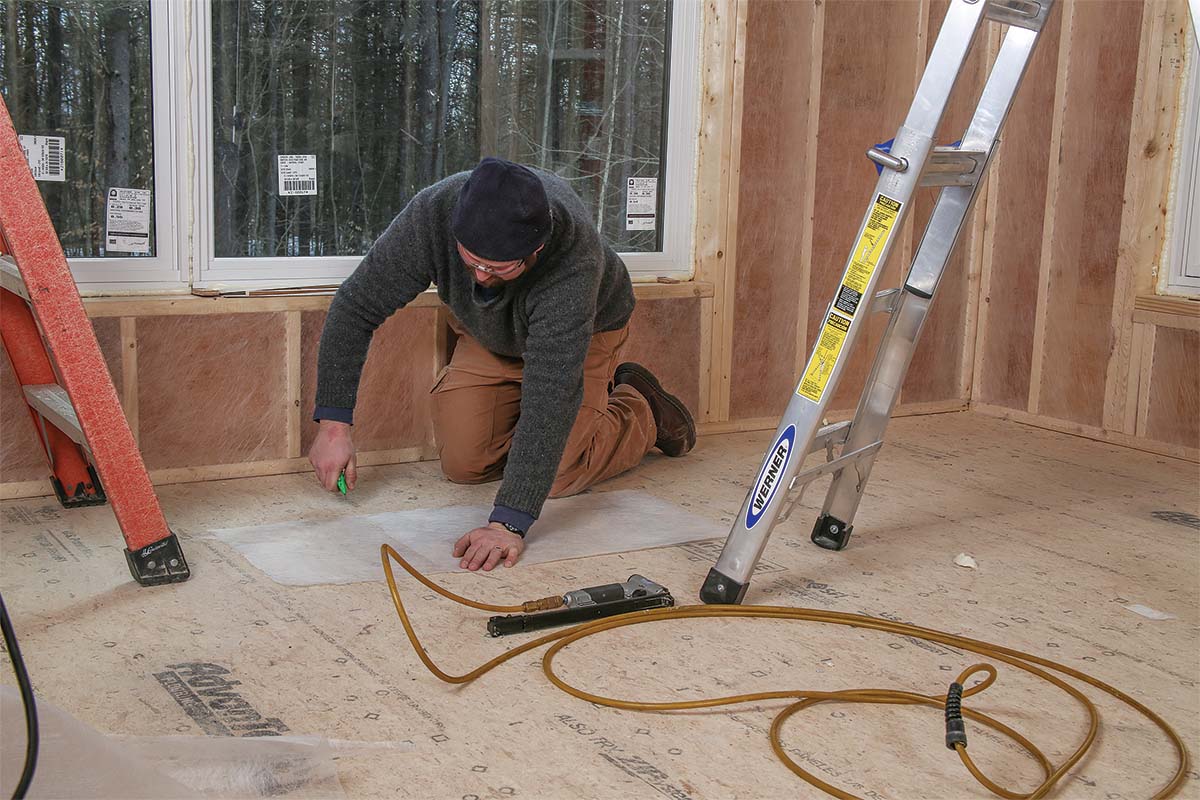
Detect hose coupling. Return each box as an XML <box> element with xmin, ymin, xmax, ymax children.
<box><xmin>521</xmin><ymin>595</ymin><xmax>564</xmax><ymax>613</ymax></box>
<box><xmin>945</xmin><ymin>681</ymin><xmax>967</xmax><ymax>750</ymax></box>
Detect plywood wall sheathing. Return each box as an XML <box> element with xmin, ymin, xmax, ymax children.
<box><xmin>902</xmin><ymin>0</ymin><xmax>989</xmax><ymax>406</ymax></box>
<box><xmin>138</xmin><ymin>314</ymin><xmax>290</xmax><ymax>470</ymax></box>
<box><xmin>969</xmin><ymin>0</ymin><xmax>1196</xmax><ymax>458</ymax></box>
<box><xmin>299</xmin><ymin>309</ymin><xmax>438</xmax><ymax>457</ymax></box>
<box><xmin>729</xmin><ymin>0</ymin><xmax>926</xmax><ymax>421</ymax></box>
<box><xmin>729</xmin><ymin>0</ymin><xmax>818</xmax><ymax>420</ymax></box>
<box><xmin>816</xmin><ymin>2</ymin><xmax>922</xmax><ymax>414</ymax></box>
<box><xmin>1145</xmin><ymin>326</ymin><xmax>1200</xmax><ymax>449</ymax></box>
<box><xmin>1036</xmin><ymin>1</ymin><xmax>1144</xmax><ymax>425</ymax></box>
<box><xmin>622</xmin><ymin>298</ymin><xmax>703</xmax><ymax>416</ymax></box>
<box><xmin>974</xmin><ymin>7</ymin><xmax>1062</xmax><ymax>410</ymax></box>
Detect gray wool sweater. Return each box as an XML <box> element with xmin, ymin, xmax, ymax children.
<box><xmin>314</xmin><ymin>168</ymin><xmax>636</xmax><ymax>523</ymax></box>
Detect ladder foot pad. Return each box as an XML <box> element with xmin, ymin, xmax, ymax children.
<box><xmin>125</xmin><ymin>533</ymin><xmax>191</xmax><ymax>586</ymax></box>
<box><xmin>812</xmin><ymin>514</ymin><xmax>854</xmax><ymax>551</ymax></box>
<box><xmin>699</xmin><ymin>568</ymin><xmax>749</xmax><ymax>605</ymax></box>
<box><xmin>51</xmin><ymin>465</ymin><xmax>107</xmax><ymax>508</ymax></box>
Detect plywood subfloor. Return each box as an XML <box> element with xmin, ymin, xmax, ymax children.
<box><xmin>1</xmin><ymin>412</ymin><xmax>1197</xmax><ymax>799</ymax></box>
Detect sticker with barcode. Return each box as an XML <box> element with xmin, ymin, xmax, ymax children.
<box><xmin>18</xmin><ymin>135</ymin><xmax>66</xmax><ymax>182</ymax></box>
<box><xmin>105</xmin><ymin>187</ymin><xmax>152</xmax><ymax>254</ymax></box>
<box><xmin>626</xmin><ymin>176</ymin><xmax>657</xmax><ymax>230</ymax></box>
<box><xmin>277</xmin><ymin>155</ymin><xmax>317</xmax><ymax>196</ymax></box>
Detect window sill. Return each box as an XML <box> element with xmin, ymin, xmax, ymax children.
<box><xmin>80</xmin><ymin>281</ymin><xmax>714</xmax><ymax>318</ymax></box>
<box><xmin>1132</xmin><ymin>294</ymin><xmax>1200</xmax><ymax>330</ymax></box>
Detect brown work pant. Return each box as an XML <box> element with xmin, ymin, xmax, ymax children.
<box><xmin>431</xmin><ymin>319</ymin><xmax>656</xmax><ymax>497</ymax></box>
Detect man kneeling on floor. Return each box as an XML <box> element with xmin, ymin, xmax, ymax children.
<box><xmin>308</xmin><ymin>157</ymin><xmax>696</xmax><ymax>571</ymax></box>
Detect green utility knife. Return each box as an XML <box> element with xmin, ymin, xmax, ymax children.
<box><xmin>337</xmin><ymin>473</ymin><xmax>348</xmax><ymax>495</ymax></box>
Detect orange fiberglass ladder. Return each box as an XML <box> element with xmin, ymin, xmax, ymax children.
<box><xmin>0</xmin><ymin>98</ymin><xmax>189</xmax><ymax>586</ymax></box>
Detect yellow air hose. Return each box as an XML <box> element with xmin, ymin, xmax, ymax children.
<box><xmin>380</xmin><ymin>544</ymin><xmax>1189</xmax><ymax>799</ymax></box>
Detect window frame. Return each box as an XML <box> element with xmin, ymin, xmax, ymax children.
<box><xmin>1162</xmin><ymin>25</ymin><xmax>1200</xmax><ymax>298</ymax></box>
<box><xmin>70</xmin><ymin>0</ymin><xmax>185</xmax><ymax>292</ymax></box>
<box><xmin>187</xmin><ymin>0</ymin><xmax>702</xmax><ymax>289</ymax></box>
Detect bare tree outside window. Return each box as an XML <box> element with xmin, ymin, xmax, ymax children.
<box><xmin>0</xmin><ymin>0</ymin><xmax>156</xmax><ymax>258</ymax></box>
<box><xmin>211</xmin><ymin>0</ymin><xmax>669</xmax><ymax>260</ymax></box>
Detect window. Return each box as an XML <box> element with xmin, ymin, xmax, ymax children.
<box><xmin>0</xmin><ymin>0</ymin><xmax>181</xmax><ymax>286</ymax></box>
<box><xmin>1</xmin><ymin>0</ymin><xmax>699</xmax><ymax>289</ymax></box>
<box><xmin>199</xmin><ymin>0</ymin><xmax>698</xmax><ymax>285</ymax></box>
<box><xmin>1163</xmin><ymin>25</ymin><xmax>1199</xmax><ymax>297</ymax></box>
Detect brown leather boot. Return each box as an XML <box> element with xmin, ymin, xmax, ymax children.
<box><xmin>613</xmin><ymin>362</ymin><xmax>696</xmax><ymax>457</ymax></box>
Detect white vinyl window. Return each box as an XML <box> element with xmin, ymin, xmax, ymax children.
<box><xmin>2</xmin><ymin>0</ymin><xmax>701</xmax><ymax>291</ymax></box>
<box><xmin>189</xmin><ymin>0</ymin><xmax>701</xmax><ymax>289</ymax></box>
<box><xmin>0</xmin><ymin>0</ymin><xmax>182</xmax><ymax>290</ymax></box>
<box><xmin>1163</xmin><ymin>25</ymin><xmax>1200</xmax><ymax>297</ymax></box>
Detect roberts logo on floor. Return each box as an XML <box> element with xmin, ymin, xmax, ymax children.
<box><xmin>155</xmin><ymin>662</ymin><xmax>289</xmax><ymax>737</ymax></box>
<box><xmin>746</xmin><ymin>425</ymin><xmax>796</xmax><ymax>529</ymax></box>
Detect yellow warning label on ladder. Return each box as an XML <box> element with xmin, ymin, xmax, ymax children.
<box><xmin>797</xmin><ymin>192</ymin><xmax>903</xmax><ymax>405</ymax></box>
<box><xmin>797</xmin><ymin>312</ymin><xmax>851</xmax><ymax>402</ymax></box>
<box><xmin>832</xmin><ymin>193</ymin><xmax>903</xmax><ymax>319</ymax></box>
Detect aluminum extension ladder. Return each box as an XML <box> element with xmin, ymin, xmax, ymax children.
<box><xmin>0</xmin><ymin>98</ymin><xmax>190</xmax><ymax>586</ymax></box>
<box><xmin>701</xmin><ymin>0</ymin><xmax>1056</xmax><ymax>604</ymax></box>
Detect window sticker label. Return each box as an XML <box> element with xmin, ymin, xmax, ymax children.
<box><xmin>626</xmin><ymin>176</ymin><xmax>657</xmax><ymax>230</ymax></box>
<box><xmin>105</xmin><ymin>188</ymin><xmax>152</xmax><ymax>254</ymax></box>
<box><xmin>277</xmin><ymin>155</ymin><xmax>317</xmax><ymax>196</ymax></box>
<box><xmin>797</xmin><ymin>312</ymin><xmax>852</xmax><ymax>403</ymax></box>
<box><xmin>18</xmin><ymin>135</ymin><xmax>66</xmax><ymax>182</ymax></box>
<box><xmin>833</xmin><ymin>193</ymin><xmax>902</xmax><ymax>318</ymax></box>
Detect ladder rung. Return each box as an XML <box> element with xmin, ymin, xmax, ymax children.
<box><xmin>871</xmin><ymin>288</ymin><xmax>902</xmax><ymax>315</ymax></box>
<box><xmin>0</xmin><ymin>255</ymin><xmax>29</xmax><ymax>302</ymax></box>
<box><xmin>789</xmin><ymin>440</ymin><xmax>884</xmax><ymax>492</ymax></box>
<box><xmin>985</xmin><ymin>0</ymin><xmax>1052</xmax><ymax>30</ymax></box>
<box><xmin>23</xmin><ymin>384</ymin><xmax>90</xmax><ymax>453</ymax></box>
<box><xmin>810</xmin><ymin>420</ymin><xmax>852</xmax><ymax>454</ymax></box>
<box><xmin>920</xmin><ymin>147</ymin><xmax>988</xmax><ymax>187</ymax></box>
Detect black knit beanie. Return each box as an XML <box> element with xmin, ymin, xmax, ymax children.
<box><xmin>451</xmin><ymin>157</ymin><xmax>552</xmax><ymax>261</ymax></box>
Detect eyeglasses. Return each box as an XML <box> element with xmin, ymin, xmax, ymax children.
<box><xmin>456</xmin><ymin>243</ymin><xmax>526</xmax><ymax>277</ymax></box>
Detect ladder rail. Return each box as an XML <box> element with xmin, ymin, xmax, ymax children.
<box><xmin>0</xmin><ymin>255</ymin><xmax>30</xmax><ymax>301</ymax></box>
<box><xmin>0</xmin><ymin>95</ymin><xmax>188</xmax><ymax>585</ymax></box>
<box><xmin>23</xmin><ymin>385</ymin><xmax>89</xmax><ymax>453</ymax></box>
<box><xmin>815</xmin><ymin>21</ymin><xmax>1049</xmax><ymax>546</ymax></box>
<box><xmin>700</xmin><ymin>0</ymin><xmax>1056</xmax><ymax>604</ymax></box>
<box><xmin>908</xmin><ymin>23</ymin><xmax>1043</xmax><ymax>297</ymax></box>
<box><xmin>0</xmin><ymin>289</ymin><xmax>98</xmax><ymax>498</ymax></box>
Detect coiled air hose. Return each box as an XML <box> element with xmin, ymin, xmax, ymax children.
<box><xmin>380</xmin><ymin>544</ymin><xmax>1188</xmax><ymax>799</ymax></box>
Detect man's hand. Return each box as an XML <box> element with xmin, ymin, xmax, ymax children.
<box><xmin>310</xmin><ymin>420</ymin><xmax>357</xmax><ymax>492</ymax></box>
<box><xmin>453</xmin><ymin>523</ymin><xmax>525</xmax><ymax>571</ymax></box>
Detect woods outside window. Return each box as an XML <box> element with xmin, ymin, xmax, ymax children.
<box><xmin>0</xmin><ymin>0</ymin><xmax>701</xmax><ymax>289</ymax></box>
<box><xmin>0</xmin><ymin>0</ymin><xmax>182</xmax><ymax>286</ymax></box>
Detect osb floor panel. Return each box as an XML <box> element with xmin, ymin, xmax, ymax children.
<box><xmin>1</xmin><ymin>412</ymin><xmax>1198</xmax><ymax>799</ymax></box>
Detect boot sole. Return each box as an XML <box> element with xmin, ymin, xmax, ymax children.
<box><xmin>614</xmin><ymin>363</ymin><xmax>697</xmax><ymax>456</ymax></box>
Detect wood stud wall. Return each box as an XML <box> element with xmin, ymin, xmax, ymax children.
<box><xmin>1106</xmin><ymin>2</ymin><xmax>1194</xmax><ymax>433</ymax></box>
<box><xmin>974</xmin><ymin>2</ymin><xmax>1062</xmax><ymax>411</ymax></box>
<box><xmin>724</xmin><ymin>0</ymin><xmax>1197</xmax><ymax>459</ymax></box>
<box><xmin>728</xmin><ymin>0</ymin><xmax>982</xmax><ymax>424</ymax></box>
<box><xmin>0</xmin><ymin>286</ymin><xmax>712</xmax><ymax>499</ymax></box>
<box><xmin>971</xmin><ymin>0</ymin><xmax>1197</xmax><ymax>460</ymax></box>
<box><xmin>2</xmin><ymin>0</ymin><xmax>1196</xmax><ymax>499</ymax></box>
<box><xmin>902</xmin><ymin>0</ymin><xmax>989</xmax><ymax>406</ymax></box>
